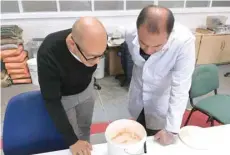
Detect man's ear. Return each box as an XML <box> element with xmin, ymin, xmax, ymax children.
<box><xmin>69</xmin><ymin>37</ymin><xmax>75</xmax><ymax>46</ymax></box>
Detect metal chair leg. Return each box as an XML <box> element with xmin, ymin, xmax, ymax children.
<box><xmin>206</xmin><ymin>116</ymin><xmax>212</xmax><ymax>123</ymax></box>
<box><xmin>210</xmin><ymin>118</ymin><xmax>214</xmax><ymax>126</ymax></box>
<box><xmin>184</xmin><ymin>108</ymin><xmax>196</xmax><ymax>126</ymax></box>
<box><xmin>93</xmin><ymin>77</ymin><xmax>101</xmax><ymax>90</ymax></box>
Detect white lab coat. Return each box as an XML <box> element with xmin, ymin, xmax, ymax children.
<box><xmin>126</xmin><ymin>23</ymin><xmax>196</xmax><ymax>133</ymax></box>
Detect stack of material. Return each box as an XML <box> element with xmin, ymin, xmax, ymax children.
<box><xmin>1</xmin><ymin>25</ymin><xmax>32</xmax><ymax>84</ymax></box>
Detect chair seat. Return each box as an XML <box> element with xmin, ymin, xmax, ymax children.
<box><xmin>195</xmin><ymin>95</ymin><xmax>230</xmax><ymax>124</ymax></box>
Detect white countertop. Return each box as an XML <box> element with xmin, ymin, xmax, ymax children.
<box><xmin>35</xmin><ymin>124</ymin><xmax>230</xmax><ymax>155</ymax></box>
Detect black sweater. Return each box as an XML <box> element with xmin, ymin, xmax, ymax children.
<box><xmin>37</xmin><ymin>29</ymin><xmax>97</xmax><ymax>146</ymax></box>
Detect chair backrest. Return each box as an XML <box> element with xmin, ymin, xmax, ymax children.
<box><xmin>190</xmin><ymin>64</ymin><xmax>219</xmax><ymax>98</ymax></box>
<box><xmin>3</xmin><ymin>91</ymin><xmax>68</xmax><ymax>155</ymax></box>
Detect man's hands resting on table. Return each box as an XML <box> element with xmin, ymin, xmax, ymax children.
<box><xmin>154</xmin><ymin>130</ymin><xmax>176</xmax><ymax>146</ymax></box>
<box><xmin>70</xmin><ymin>140</ymin><xmax>92</xmax><ymax>155</ymax></box>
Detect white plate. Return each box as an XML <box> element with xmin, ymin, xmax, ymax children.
<box><xmin>178</xmin><ymin>126</ymin><xmax>212</xmax><ymax>150</ymax></box>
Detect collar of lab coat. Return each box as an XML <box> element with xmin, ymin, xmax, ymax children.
<box><xmin>132</xmin><ymin>29</ymin><xmax>176</xmax><ymax>53</ymax></box>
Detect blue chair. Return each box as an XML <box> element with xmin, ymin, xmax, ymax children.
<box><xmin>3</xmin><ymin>91</ymin><xmax>68</xmax><ymax>155</ymax></box>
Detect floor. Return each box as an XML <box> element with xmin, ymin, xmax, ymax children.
<box><xmin>1</xmin><ymin>76</ymin><xmax>132</xmax><ymax>146</ymax></box>
<box><xmin>1</xmin><ymin>64</ymin><xmax>230</xmax><ymax>148</ymax></box>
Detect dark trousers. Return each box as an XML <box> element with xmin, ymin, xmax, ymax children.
<box><xmin>137</xmin><ymin>109</ymin><xmax>160</xmax><ymax>136</ymax></box>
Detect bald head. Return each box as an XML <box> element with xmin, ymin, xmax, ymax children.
<box><xmin>69</xmin><ymin>17</ymin><xmax>107</xmax><ymax>66</ymax></box>
<box><xmin>136</xmin><ymin>5</ymin><xmax>174</xmax><ymax>35</ymax></box>
<box><xmin>72</xmin><ymin>17</ymin><xmax>107</xmax><ymax>41</ymax></box>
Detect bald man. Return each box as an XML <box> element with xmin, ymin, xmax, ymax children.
<box><xmin>127</xmin><ymin>5</ymin><xmax>195</xmax><ymax>145</ymax></box>
<box><xmin>37</xmin><ymin>17</ymin><xmax>107</xmax><ymax>155</ymax></box>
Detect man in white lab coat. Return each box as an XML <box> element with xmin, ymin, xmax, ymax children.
<box><xmin>127</xmin><ymin>5</ymin><xmax>195</xmax><ymax>145</ymax></box>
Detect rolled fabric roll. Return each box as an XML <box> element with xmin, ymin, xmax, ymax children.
<box><xmin>1</xmin><ymin>38</ymin><xmax>24</xmax><ymax>45</ymax></box>
<box><xmin>12</xmin><ymin>78</ymin><xmax>32</xmax><ymax>84</ymax></box>
<box><xmin>3</xmin><ymin>50</ymin><xmax>27</xmax><ymax>63</ymax></box>
<box><xmin>7</xmin><ymin>67</ymin><xmax>29</xmax><ymax>74</ymax></box>
<box><xmin>0</xmin><ymin>44</ymin><xmax>18</xmax><ymax>50</ymax></box>
<box><xmin>10</xmin><ymin>72</ymin><xmax>30</xmax><ymax>80</ymax></box>
<box><xmin>5</xmin><ymin>58</ymin><xmax>28</xmax><ymax>69</ymax></box>
<box><xmin>0</xmin><ymin>45</ymin><xmax>23</xmax><ymax>59</ymax></box>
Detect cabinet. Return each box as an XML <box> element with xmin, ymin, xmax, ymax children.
<box><xmin>105</xmin><ymin>46</ymin><xmax>124</xmax><ymax>76</ymax></box>
<box><xmin>197</xmin><ymin>35</ymin><xmax>224</xmax><ymax>64</ymax></box>
<box><xmin>195</xmin><ymin>35</ymin><xmax>202</xmax><ymax>62</ymax></box>
<box><xmin>219</xmin><ymin>35</ymin><xmax>230</xmax><ymax>64</ymax></box>
<box><xmin>196</xmin><ymin>34</ymin><xmax>230</xmax><ymax>65</ymax></box>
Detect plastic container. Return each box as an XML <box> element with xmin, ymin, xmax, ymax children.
<box><xmin>105</xmin><ymin>119</ymin><xmax>147</xmax><ymax>155</ymax></box>
<box><xmin>94</xmin><ymin>56</ymin><xmax>105</xmax><ymax>79</ymax></box>
<box><xmin>27</xmin><ymin>58</ymin><xmax>39</xmax><ymax>85</ymax></box>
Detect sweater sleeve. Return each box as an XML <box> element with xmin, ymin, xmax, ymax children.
<box><xmin>37</xmin><ymin>45</ymin><xmax>78</xmax><ymax>146</ymax></box>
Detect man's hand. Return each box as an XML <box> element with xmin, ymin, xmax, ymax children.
<box><xmin>70</xmin><ymin>140</ymin><xmax>92</xmax><ymax>155</ymax></box>
<box><xmin>154</xmin><ymin>130</ymin><xmax>176</xmax><ymax>146</ymax></box>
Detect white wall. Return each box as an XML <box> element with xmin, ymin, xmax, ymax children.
<box><xmin>2</xmin><ymin>9</ymin><xmax>230</xmax><ymax>43</ymax></box>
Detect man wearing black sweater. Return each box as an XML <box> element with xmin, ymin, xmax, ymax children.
<box><xmin>37</xmin><ymin>17</ymin><xmax>107</xmax><ymax>155</ymax></box>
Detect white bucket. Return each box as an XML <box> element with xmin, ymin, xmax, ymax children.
<box><xmin>27</xmin><ymin>58</ymin><xmax>39</xmax><ymax>86</ymax></box>
<box><xmin>105</xmin><ymin>119</ymin><xmax>147</xmax><ymax>155</ymax></box>
<box><xmin>94</xmin><ymin>56</ymin><xmax>105</xmax><ymax>79</ymax></box>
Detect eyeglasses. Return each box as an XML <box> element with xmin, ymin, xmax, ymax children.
<box><xmin>71</xmin><ymin>36</ymin><xmax>104</xmax><ymax>61</ymax></box>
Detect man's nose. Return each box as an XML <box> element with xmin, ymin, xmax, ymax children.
<box><xmin>144</xmin><ymin>47</ymin><xmax>155</xmax><ymax>54</ymax></box>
